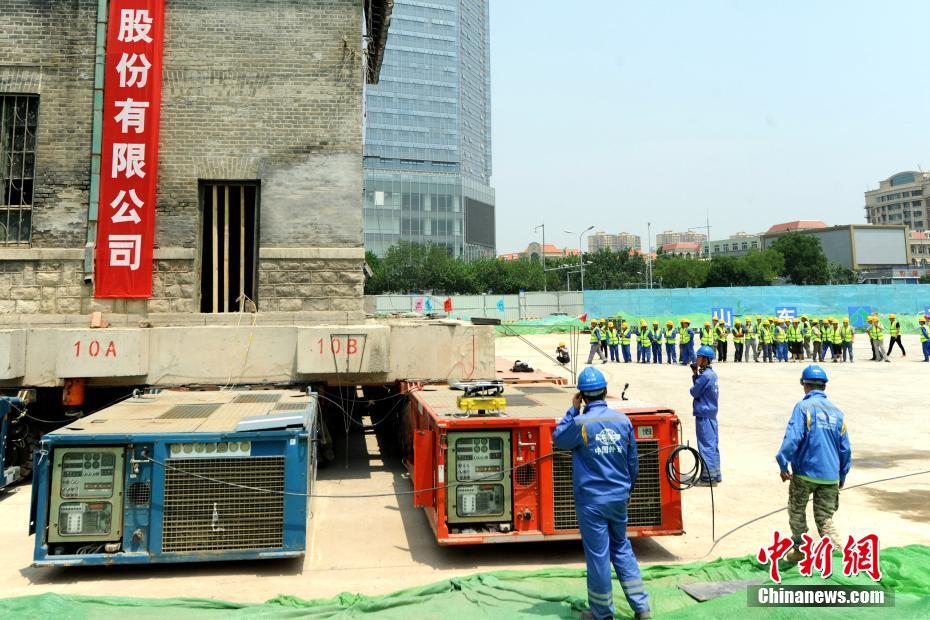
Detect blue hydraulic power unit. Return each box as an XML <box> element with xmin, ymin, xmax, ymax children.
<box><xmin>30</xmin><ymin>389</ymin><xmax>318</xmax><ymax>566</ymax></box>
<box><xmin>1</xmin><ymin>397</ymin><xmax>26</xmax><ymax>491</ymax></box>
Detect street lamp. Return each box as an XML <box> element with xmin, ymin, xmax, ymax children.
<box><xmin>564</xmin><ymin>225</ymin><xmax>594</xmax><ymax>291</ymax></box>
<box><xmin>534</xmin><ymin>223</ymin><xmax>546</xmax><ymax>292</ymax></box>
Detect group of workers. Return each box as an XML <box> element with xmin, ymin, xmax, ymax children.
<box><xmin>558</xmin><ymin>348</ymin><xmax>851</xmax><ymax>619</ymax></box>
<box><xmin>582</xmin><ymin>312</ymin><xmax>930</xmax><ymax>366</ymax></box>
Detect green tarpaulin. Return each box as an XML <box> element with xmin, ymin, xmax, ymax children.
<box><xmin>3</xmin><ymin>545</ymin><xmax>928</xmax><ymax>618</ymax></box>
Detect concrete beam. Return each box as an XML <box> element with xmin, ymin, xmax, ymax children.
<box><xmin>0</xmin><ymin>319</ymin><xmax>494</xmax><ymax>388</ymax></box>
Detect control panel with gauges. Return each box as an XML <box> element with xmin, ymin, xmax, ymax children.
<box><xmin>447</xmin><ymin>432</ymin><xmax>512</xmax><ymax>523</ymax></box>
<box><xmin>48</xmin><ymin>447</ymin><xmax>124</xmax><ymax>543</ymax></box>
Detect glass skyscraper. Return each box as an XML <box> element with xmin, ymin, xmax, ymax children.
<box><xmin>363</xmin><ymin>0</ymin><xmax>495</xmax><ymax>259</ymax></box>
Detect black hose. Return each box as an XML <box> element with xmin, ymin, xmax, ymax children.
<box><xmin>665</xmin><ymin>444</ymin><xmax>716</xmax><ymax>541</ymax></box>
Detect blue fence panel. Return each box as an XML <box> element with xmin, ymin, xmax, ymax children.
<box><xmin>584</xmin><ymin>284</ymin><xmax>930</xmax><ymax>320</ymax></box>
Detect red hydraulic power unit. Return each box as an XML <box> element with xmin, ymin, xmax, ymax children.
<box><xmin>399</xmin><ymin>381</ymin><xmax>683</xmax><ymax>545</ymax></box>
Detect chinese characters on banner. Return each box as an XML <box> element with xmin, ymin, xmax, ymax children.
<box><xmin>94</xmin><ymin>3</ymin><xmax>165</xmax><ymax>298</ymax></box>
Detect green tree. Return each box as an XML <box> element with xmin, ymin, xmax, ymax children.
<box><xmin>827</xmin><ymin>262</ymin><xmax>858</xmax><ymax>284</ymax></box>
<box><xmin>768</xmin><ymin>233</ymin><xmax>831</xmax><ymax>284</ymax></box>
<box><xmin>654</xmin><ymin>255</ymin><xmax>709</xmax><ymax>288</ymax></box>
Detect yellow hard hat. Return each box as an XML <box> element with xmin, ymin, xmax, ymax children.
<box><xmin>735</xmin><ymin>319</ymin><xmax>741</xmax><ymax>324</ymax></box>
<box><xmin>652</xmin><ymin>320</ymin><xmax>659</xmax><ymax>325</ymax></box>
<box><xmin>843</xmin><ymin>317</ymin><xmax>849</xmax><ymax>323</ymax></box>
<box><xmin>599</xmin><ymin>319</ymin><xmax>606</xmax><ymax>325</ymax></box>
<box><xmin>640</xmin><ymin>319</ymin><xmax>647</xmax><ymax>326</ymax></box>
<box><xmin>889</xmin><ymin>313</ymin><xmax>896</xmax><ymax>319</ymax></box>
<box><xmin>755</xmin><ymin>315</ymin><xmax>762</xmax><ymax>320</ymax></box>
<box><xmin>590</xmin><ymin>320</ymin><xmax>597</xmax><ymax>325</ymax></box>
<box><xmin>792</xmin><ymin>317</ymin><xmax>799</xmax><ymax>322</ymax></box>
<box><xmin>621</xmin><ymin>321</ymin><xmax>628</xmax><ymax>327</ymax></box>
<box><xmin>704</xmin><ymin>321</ymin><xmax>711</xmax><ymax>326</ymax></box>
<box><xmin>811</xmin><ymin>318</ymin><xmax>819</xmax><ymax>324</ymax></box>
<box><xmin>921</xmin><ymin>317</ymin><xmax>927</xmax><ymax>323</ymax></box>
<box><xmin>682</xmin><ymin>318</ymin><xmax>690</xmax><ymax>324</ymax></box>
<box><xmin>765</xmin><ymin>318</ymin><xmax>772</xmax><ymax>324</ymax></box>
<box><xmin>712</xmin><ymin>316</ymin><xmax>719</xmax><ymax>321</ymax></box>
<box><xmin>608</xmin><ymin>321</ymin><xmax>615</xmax><ymax>327</ymax></box>
<box><xmin>559</xmin><ymin>341</ymin><xmax>566</xmax><ymax>347</ymax></box>
<box><xmin>666</xmin><ymin>320</ymin><xmax>673</xmax><ymax>326</ymax></box>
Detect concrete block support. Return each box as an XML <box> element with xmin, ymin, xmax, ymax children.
<box><xmin>0</xmin><ymin>330</ymin><xmax>26</xmax><ymax>379</ymax></box>
<box><xmin>296</xmin><ymin>326</ymin><xmax>390</xmax><ymax>375</ymax></box>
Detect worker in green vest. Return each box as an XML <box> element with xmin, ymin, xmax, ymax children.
<box><xmin>607</xmin><ymin>321</ymin><xmax>620</xmax><ymax>363</ymax></box>
<box><xmin>830</xmin><ymin>318</ymin><xmax>844</xmax><ymax>363</ymax></box>
<box><xmin>620</xmin><ymin>321</ymin><xmax>633</xmax><ymax>363</ymax></box>
<box><xmin>679</xmin><ymin>319</ymin><xmax>695</xmax><ymax>365</ymax></box>
<box><xmin>587</xmin><ymin>319</ymin><xmax>607</xmax><ymax>365</ymax></box>
<box><xmin>787</xmin><ymin>318</ymin><xmax>800</xmax><ymax>362</ymax></box>
<box><xmin>732</xmin><ymin>320</ymin><xmax>745</xmax><ymax>363</ymax></box>
<box><xmin>774</xmin><ymin>319</ymin><xmax>788</xmax><ymax>362</ymax></box>
<box><xmin>715</xmin><ymin>320</ymin><xmax>729</xmax><ymax>362</ymax></box>
<box><xmin>810</xmin><ymin>319</ymin><xmax>822</xmax><ymax>362</ymax></box>
<box><xmin>867</xmin><ymin>316</ymin><xmax>889</xmax><ymax>363</ymax></box>
<box><xmin>761</xmin><ymin>319</ymin><xmax>774</xmax><ymax>362</ymax></box>
<box><xmin>840</xmin><ymin>317</ymin><xmax>855</xmax><ymax>363</ymax></box>
<box><xmin>820</xmin><ymin>318</ymin><xmax>834</xmax><ymax>362</ymax></box>
<box><xmin>638</xmin><ymin>320</ymin><xmax>652</xmax><ymax>363</ymax></box>
<box><xmin>886</xmin><ymin>313</ymin><xmax>905</xmax><ymax>358</ymax></box>
<box><xmin>701</xmin><ymin>321</ymin><xmax>714</xmax><ymax>347</ymax></box>
<box><xmin>743</xmin><ymin>315</ymin><xmax>757</xmax><ymax>363</ymax></box>
<box><xmin>650</xmin><ymin>321</ymin><xmax>663</xmax><ymax>364</ymax></box>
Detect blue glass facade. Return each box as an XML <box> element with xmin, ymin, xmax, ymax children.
<box><xmin>363</xmin><ymin>0</ymin><xmax>494</xmax><ymax>259</ymax></box>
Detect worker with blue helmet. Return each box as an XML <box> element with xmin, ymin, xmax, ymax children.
<box><xmin>553</xmin><ymin>367</ymin><xmax>651</xmax><ymax>620</ymax></box>
<box><xmin>776</xmin><ymin>365</ymin><xmax>852</xmax><ymax>562</ymax></box>
<box><xmin>690</xmin><ymin>345</ymin><xmax>721</xmax><ymax>485</ymax></box>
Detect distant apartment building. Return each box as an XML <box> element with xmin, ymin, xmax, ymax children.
<box><xmin>702</xmin><ymin>232</ymin><xmax>761</xmax><ymax>258</ymax></box>
<box><xmin>656</xmin><ymin>230</ymin><xmax>707</xmax><ymax>247</ymax></box>
<box><xmin>864</xmin><ymin>171</ymin><xmax>930</xmax><ymax>230</ymax></box>
<box><xmin>659</xmin><ymin>242</ymin><xmax>703</xmax><ymax>258</ymax></box>
<box><xmin>499</xmin><ymin>242</ymin><xmax>579</xmax><ymax>261</ymax></box>
<box><xmin>588</xmin><ymin>231</ymin><xmax>641</xmax><ymax>253</ymax></box>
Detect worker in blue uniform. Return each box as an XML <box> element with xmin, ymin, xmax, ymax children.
<box><xmin>553</xmin><ymin>367</ymin><xmax>652</xmax><ymax>620</ymax></box>
<box><xmin>690</xmin><ymin>345</ymin><xmax>721</xmax><ymax>485</ymax></box>
<box><xmin>776</xmin><ymin>365</ymin><xmax>851</xmax><ymax>562</ymax></box>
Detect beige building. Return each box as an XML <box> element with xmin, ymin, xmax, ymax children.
<box><xmin>702</xmin><ymin>232</ymin><xmax>761</xmax><ymax>258</ymax></box>
<box><xmin>659</xmin><ymin>241</ymin><xmax>703</xmax><ymax>258</ymax></box>
<box><xmin>655</xmin><ymin>230</ymin><xmax>706</xmax><ymax>247</ymax></box>
<box><xmin>864</xmin><ymin>171</ymin><xmax>930</xmax><ymax>230</ymax></box>
<box><xmin>498</xmin><ymin>242</ymin><xmax>579</xmax><ymax>261</ymax></box>
<box><xmin>587</xmin><ymin>231</ymin><xmax>641</xmax><ymax>252</ymax></box>
<box><xmin>909</xmin><ymin>230</ymin><xmax>930</xmax><ymax>266</ymax></box>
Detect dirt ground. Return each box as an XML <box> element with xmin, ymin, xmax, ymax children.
<box><xmin>0</xmin><ymin>333</ymin><xmax>927</xmax><ymax>604</ymax></box>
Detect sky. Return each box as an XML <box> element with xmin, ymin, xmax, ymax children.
<box><xmin>489</xmin><ymin>0</ymin><xmax>930</xmax><ymax>254</ymax></box>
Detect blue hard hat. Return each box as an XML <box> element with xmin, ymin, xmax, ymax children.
<box><xmin>801</xmin><ymin>364</ymin><xmax>828</xmax><ymax>383</ymax></box>
<box><xmin>696</xmin><ymin>345</ymin><xmax>716</xmax><ymax>360</ymax></box>
<box><xmin>577</xmin><ymin>367</ymin><xmax>608</xmax><ymax>392</ymax></box>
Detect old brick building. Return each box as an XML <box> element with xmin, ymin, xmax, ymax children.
<box><xmin>0</xmin><ymin>0</ymin><xmax>392</xmax><ymax>316</ymax></box>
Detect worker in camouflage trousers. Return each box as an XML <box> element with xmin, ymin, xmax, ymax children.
<box><xmin>776</xmin><ymin>365</ymin><xmax>851</xmax><ymax>562</ymax></box>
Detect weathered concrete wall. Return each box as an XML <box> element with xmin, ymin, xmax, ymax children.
<box><xmin>0</xmin><ymin>320</ymin><xmax>495</xmax><ymax>387</ymax></box>
<box><xmin>0</xmin><ymin>0</ymin><xmax>366</xmax><ymax>315</ymax></box>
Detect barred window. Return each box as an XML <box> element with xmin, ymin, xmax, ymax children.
<box><xmin>1</xmin><ymin>95</ymin><xmax>38</xmax><ymax>245</ymax></box>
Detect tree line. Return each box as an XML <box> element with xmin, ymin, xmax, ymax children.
<box><xmin>364</xmin><ymin>233</ymin><xmax>857</xmax><ymax>295</ymax></box>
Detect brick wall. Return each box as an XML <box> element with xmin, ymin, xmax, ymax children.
<box><xmin>0</xmin><ymin>0</ymin><xmax>366</xmax><ymax>315</ymax></box>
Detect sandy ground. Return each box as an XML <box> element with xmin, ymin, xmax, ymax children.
<box><xmin>0</xmin><ymin>333</ymin><xmax>927</xmax><ymax>604</ymax></box>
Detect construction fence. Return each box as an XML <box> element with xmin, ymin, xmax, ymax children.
<box><xmin>369</xmin><ymin>284</ymin><xmax>930</xmax><ymax>333</ymax></box>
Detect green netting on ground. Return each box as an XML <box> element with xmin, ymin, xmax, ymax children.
<box><xmin>3</xmin><ymin>545</ymin><xmax>928</xmax><ymax>619</ymax></box>
<box><xmin>496</xmin><ymin>315</ymin><xmax>586</xmax><ymax>335</ymax></box>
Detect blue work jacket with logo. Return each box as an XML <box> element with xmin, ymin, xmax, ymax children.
<box><xmin>690</xmin><ymin>366</ymin><xmax>719</xmax><ymax>418</ymax></box>
<box><xmin>552</xmin><ymin>400</ymin><xmax>638</xmax><ymax>505</ymax></box>
<box><xmin>776</xmin><ymin>390</ymin><xmax>852</xmax><ymax>485</ymax></box>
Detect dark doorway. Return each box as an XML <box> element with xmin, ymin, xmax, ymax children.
<box><xmin>199</xmin><ymin>182</ymin><xmax>259</xmax><ymax>313</ymax></box>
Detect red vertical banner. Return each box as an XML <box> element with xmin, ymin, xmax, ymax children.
<box><xmin>94</xmin><ymin>1</ymin><xmax>165</xmax><ymax>298</ymax></box>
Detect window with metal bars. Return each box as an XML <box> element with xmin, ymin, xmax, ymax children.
<box><xmin>0</xmin><ymin>95</ymin><xmax>38</xmax><ymax>245</ymax></box>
